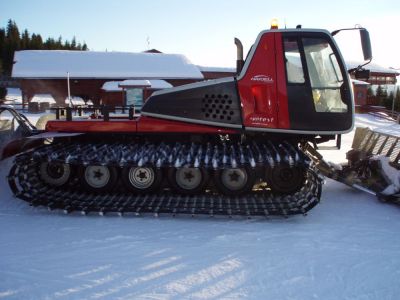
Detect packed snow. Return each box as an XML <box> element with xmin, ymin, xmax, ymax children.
<box><xmin>0</xmin><ymin>114</ymin><xmax>400</xmax><ymax>300</ymax></box>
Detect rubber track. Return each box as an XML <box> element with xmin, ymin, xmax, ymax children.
<box><xmin>8</xmin><ymin>142</ymin><xmax>323</xmax><ymax>218</ymax></box>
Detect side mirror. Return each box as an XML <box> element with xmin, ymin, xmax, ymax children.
<box><xmin>360</xmin><ymin>29</ymin><xmax>372</xmax><ymax>61</ymax></box>
<box><xmin>354</xmin><ymin>69</ymin><xmax>370</xmax><ymax>80</ymax></box>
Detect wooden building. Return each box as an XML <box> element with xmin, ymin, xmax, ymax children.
<box><xmin>348</xmin><ymin>61</ymin><xmax>399</xmax><ymax>106</ymax></box>
<box><xmin>352</xmin><ymin>79</ymin><xmax>370</xmax><ymax>106</ymax></box>
<box><xmin>11</xmin><ymin>50</ymin><xmax>206</xmax><ymax>107</ymax></box>
<box><xmin>100</xmin><ymin>79</ymin><xmax>173</xmax><ymax>110</ymax></box>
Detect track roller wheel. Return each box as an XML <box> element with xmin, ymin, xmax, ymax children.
<box><xmin>168</xmin><ymin>167</ymin><xmax>208</xmax><ymax>195</ymax></box>
<box><xmin>265</xmin><ymin>165</ymin><xmax>306</xmax><ymax>194</ymax></box>
<box><xmin>214</xmin><ymin>167</ymin><xmax>256</xmax><ymax>196</ymax></box>
<box><xmin>80</xmin><ymin>165</ymin><xmax>118</xmax><ymax>192</ymax></box>
<box><xmin>40</xmin><ymin>162</ymin><xmax>71</xmax><ymax>186</ymax></box>
<box><xmin>122</xmin><ymin>166</ymin><xmax>162</xmax><ymax>193</ymax></box>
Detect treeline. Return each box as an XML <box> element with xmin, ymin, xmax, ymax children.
<box><xmin>0</xmin><ymin>19</ymin><xmax>88</xmax><ymax>76</ymax></box>
<box><xmin>369</xmin><ymin>85</ymin><xmax>400</xmax><ymax>112</ymax></box>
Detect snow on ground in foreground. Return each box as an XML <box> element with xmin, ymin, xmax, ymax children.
<box><xmin>1</xmin><ymin>114</ymin><xmax>400</xmax><ymax>300</ymax></box>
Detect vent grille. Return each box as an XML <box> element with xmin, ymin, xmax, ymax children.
<box><xmin>201</xmin><ymin>94</ymin><xmax>235</xmax><ymax>122</ymax></box>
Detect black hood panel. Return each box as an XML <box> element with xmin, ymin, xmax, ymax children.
<box><xmin>141</xmin><ymin>79</ymin><xmax>242</xmax><ymax>127</ymax></box>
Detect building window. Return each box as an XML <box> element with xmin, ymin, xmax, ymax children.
<box><xmin>126</xmin><ymin>88</ymin><xmax>144</xmax><ymax>112</ymax></box>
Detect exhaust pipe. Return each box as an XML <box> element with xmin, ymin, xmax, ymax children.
<box><xmin>234</xmin><ymin>38</ymin><xmax>244</xmax><ymax>76</ymax></box>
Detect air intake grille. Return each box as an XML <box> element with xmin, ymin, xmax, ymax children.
<box><xmin>201</xmin><ymin>94</ymin><xmax>236</xmax><ymax>121</ymax></box>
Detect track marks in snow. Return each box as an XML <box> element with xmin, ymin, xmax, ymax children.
<box><xmin>141</xmin><ymin>256</ymin><xmax>182</xmax><ymax>271</ymax></box>
<box><xmin>144</xmin><ymin>248</ymin><xmax>171</xmax><ymax>258</ymax></box>
<box><xmin>0</xmin><ymin>289</ymin><xmax>19</xmax><ymax>298</ymax></box>
<box><xmin>164</xmin><ymin>258</ymin><xmax>242</xmax><ymax>294</ymax></box>
<box><xmin>89</xmin><ymin>263</ymin><xmax>185</xmax><ymax>299</ymax></box>
<box><xmin>53</xmin><ymin>273</ymin><xmax>121</xmax><ymax>298</ymax></box>
<box><xmin>188</xmin><ymin>269</ymin><xmax>248</xmax><ymax>299</ymax></box>
<box><xmin>128</xmin><ymin>258</ymin><xmax>246</xmax><ymax>299</ymax></box>
<box><xmin>67</xmin><ymin>264</ymin><xmax>112</xmax><ymax>279</ymax></box>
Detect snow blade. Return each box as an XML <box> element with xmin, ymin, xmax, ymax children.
<box><xmin>0</xmin><ymin>106</ymin><xmax>38</xmax><ymax>160</ymax></box>
<box><xmin>330</xmin><ymin>127</ymin><xmax>399</xmax><ymax>202</ymax></box>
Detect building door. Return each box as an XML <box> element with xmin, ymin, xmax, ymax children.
<box><xmin>126</xmin><ymin>88</ymin><xmax>144</xmax><ymax>113</ymax></box>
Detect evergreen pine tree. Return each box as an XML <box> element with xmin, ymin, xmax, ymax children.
<box><xmin>395</xmin><ymin>87</ymin><xmax>400</xmax><ymax>112</ymax></box>
<box><xmin>0</xmin><ymin>19</ymin><xmax>89</xmax><ymax>76</ymax></box>
<box><xmin>64</xmin><ymin>40</ymin><xmax>71</xmax><ymax>50</ymax></box>
<box><xmin>71</xmin><ymin>36</ymin><xmax>76</xmax><ymax>49</ymax></box>
<box><xmin>21</xmin><ymin>29</ymin><xmax>30</xmax><ymax>49</ymax></box>
<box><xmin>3</xmin><ymin>19</ymin><xmax>21</xmax><ymax>75</ymax></box>
<box><xmin>367</xmin><ymin>86</ymin><xmax>374</xmax><ymax>97</ymax></box>
<box><xmin>0</xmin><ymin>87</ymin><xmax>6</xmax><ymax>99</ymax></box>
<box><xmin>0</xmin><ymin>28</ymin><xmax>5</xmax><ymax>55</ymax></box>
<box><xmin>386</xmin><ymin>91</ymin><xmax>394</xmax><ymax>110</ymax></box>
<box><xmin>30</xmin><ymin>33</ymin><xmax>43</xmax><ymax>49</ymax></box>
<box><xmin>56</xmin><ymin>36</ymin><xmax>62</xmax><ymax>48</ymax></box>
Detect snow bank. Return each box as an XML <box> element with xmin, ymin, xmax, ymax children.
<box><xmin>372</xmin><ymin>156</ymin><xmax>400</xmax><ymax>195</ymax></box>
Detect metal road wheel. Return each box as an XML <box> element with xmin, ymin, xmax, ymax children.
<box><xmin>168</xmin><ymin>167</ymin><xmax>208</xmax><ymax>195</ymax></box>
<box><xmin>266</xmin><ymin>165</ymin><xmax>306</xmax><ymax>194</ymax></box>
<box><xmin>40</xmin><ymin>162</ymin><xmax>71</xmax><ymax>186</ymax></box>
<box><xmin>122</xmin><ymin>166</ymin><xmax>162</xmax><ymax>193</ymax></box>
<box><xmin>214</xmin><ymin>167</ymin><xmax>256</xmax><ymax>196</ymax></box>
<box><xmin>80</xmin><ymin>165</ymin><xmax>118</xmax><ymax>192</ymax></box>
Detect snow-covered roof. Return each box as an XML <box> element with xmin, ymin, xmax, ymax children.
<box><xmin>65</xmin><ymin>96</ymin><xmax>85</xmax><ymax>105</ymax></box>
<box><xmin>351</xmin><ymin>79</ymin><xmax>370</xmax><ymax>85</ymax></box>
<box><xmin>346</xmin><ymin>61</ymin><xmax>400</xmax><ymax>75</ymax></box>
<box><xmin>12</xmin><ymin>50</ymin><xmax>204</xmax><ymax>80</ymax></box>
<box><xmin>31</xmin><ymin>94</ymin><xmax>56</xmax><ymax>103</ymax></box>
<box><xmin>198</xmin><ymin>66</ymin><xmax>236</xmax><ymax>73</ymax></box>
<box><xmin>119</xmin><ymin>80</ymin><xmax>151</xmax><ymax>87</ymax></box>
<box><xmin>102</xmin><ymin>81</ymin><xmax>124</xmax><ymax>92</ymax></box>
<box><xmin>145</xmin><ymin>80</ymin><xmax>173</xmax><ymax>89</ymax></box>
<box><xmin>102</xmin><ymin>80</ymin><xmax>172</xmax><ymax>92</ymax></box>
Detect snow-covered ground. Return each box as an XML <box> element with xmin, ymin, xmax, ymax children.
<box><xmin>1</xmin><ymin>114</ymin><xmax>400</xmax><ymax>300</ymax></box>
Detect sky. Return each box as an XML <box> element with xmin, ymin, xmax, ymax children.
<box><xmin>1</xmin><ymin>0</ymin><xmax>400</xmax><ymax>69</ymax></box>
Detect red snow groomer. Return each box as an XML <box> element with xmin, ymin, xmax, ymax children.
<box><xmin>4</xmin><ymin>25</ymin><xmax>384</xmax><ymax>217</ymax></box>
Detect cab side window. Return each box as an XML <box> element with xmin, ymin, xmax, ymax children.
<box><xmin>283</xmin><ymin>37</ymin><xmax>305</xmax><ymax>84</ymax></box>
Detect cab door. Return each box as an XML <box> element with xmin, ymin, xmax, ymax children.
<box><xmin>283</xmin><ymin>32</ymin><xmax>353</xmax><ymax>132</ymax></box>
<box><xmin>238</xmin><ymin>32</ymin><xmax>279</xmax><ymax>129</ymax></box>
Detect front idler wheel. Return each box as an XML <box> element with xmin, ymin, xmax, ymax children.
<box><xmin>168</xmin><ymin>167</ymin><xmax>208</xmax><ymax>195</ymax></box>
<box><xmin>40</xmin><ymin>162</ymin><xmax>71</xmax><ymax>186</ymax></box>
<box><xmin>266</xmin><ymin>165</ymin><xmax>306</xmax><ymax>194</ymax></box>
<box><xmin>80</xmin><ymin>165</ymin><xmax>118</xmax><ymax>193</ymax></box>
<box><xmin>214</xmin><ymin>167</ymin><xmax>256</xmax><ymax>196</ymax></box>
<box><xmin>122</xmin><ymin>166</ymin><xmax>162</xmax><ymax>193</ymax></box>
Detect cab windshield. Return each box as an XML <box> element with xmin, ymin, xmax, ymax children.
<box><xmin>284</xmin><ymin>37</ymin><xmax>348</xmax><ymax>113</ymax></box>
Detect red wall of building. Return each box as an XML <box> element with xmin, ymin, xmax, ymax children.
<box><xmin>17</xmin><ymin>70</ymin><xmax>237</xmax><ymax>107</ymax></box>
<box><xmin>19</xmin><ymin>78</ymin><xmax>125</xmax><ymax>105</ymax></box>
<box><xmin>353</xmin><ymin>84</ymin><xmax>368</xmax><ymax>106</ymax></box>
